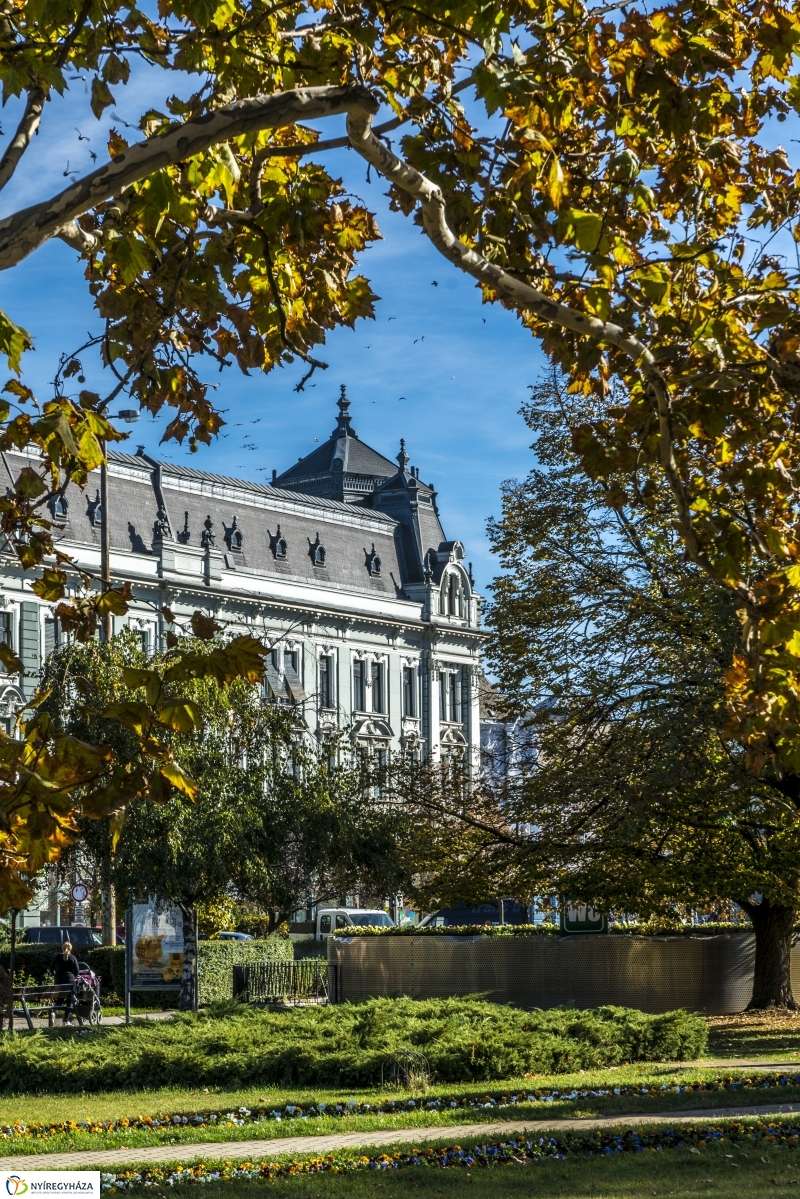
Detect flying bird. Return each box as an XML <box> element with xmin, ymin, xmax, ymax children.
<box><xmin>413</xmin><ymin>336</ymin><xmax>426</xmax><ymax>344</ymax></box>
<box><xmin>89</xmin><ymin>151</ymin><xmax>97</xmax><ymax>162</ymax></box>
<box><xmin>398</xmin><ymin>396</ymin><xmax>407</xmax><ymax>401</ymax></box>
<box><xmin>388</xmin><ymin>316</ymin><xmax>397</xmax><ymax>321</ymax></box>
<box><xmin>431</xmin><ymin>280</ymin><xmax>439</xmax><ymax>286</ymax></box>
<box><xmin>75</xmin><ymin>128</ymin><xmax>89</xmax><ymax>141</ymax></box>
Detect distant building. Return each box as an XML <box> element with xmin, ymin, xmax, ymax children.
<box><xmin>0</xmin><ymin>386</ymin><xmax>484</xmax><ymax>768</ymax></box>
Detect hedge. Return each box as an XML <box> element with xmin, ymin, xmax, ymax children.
<box><xmin>333</xmin><ymin>922</ymin><xmax>756</xmax><ymax>938</ymax></box>
<box><xmin>2</xmin><ymin>938</ymin><xmax>291</xmax><ymax>1004</ymax></box>
<box><xmin>0</xmin><ymin>997</ymin><xmax>708</xmax><ymax>1093</ymax></box>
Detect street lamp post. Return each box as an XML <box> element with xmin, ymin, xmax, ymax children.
<box><xmin>98</xmin><ymin>408</ymin><xmax>140</xmax><ymax>946</ymax></box>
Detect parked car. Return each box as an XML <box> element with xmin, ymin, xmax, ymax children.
<box><xmin>215</xmin><ymin>931</ymin><xmax>253</xmax><ymax>941</ymax></box>
<box><xmin>418</xmin><ymin>900</ymin><xmax>530</xmax><ymax>928</ymax></box>
<box><xmin>316</xmin><ymin>908</ymin><xmax>394</xmax><ymax>940</ymax></box>
<box><xmin>21</xmin><ymin>925</ymin><xmax>102</xmax><ymax>946</ymax></box>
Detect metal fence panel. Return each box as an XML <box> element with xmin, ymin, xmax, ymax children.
<box><xmin>328</xmin><ymin>934</ymin><xmax>761</xmax><ymax>1014</ymax></box>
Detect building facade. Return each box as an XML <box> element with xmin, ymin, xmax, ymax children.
<box><xmin>0</xmin><ymin>387</ymin><xmax>484</xmax><ymax>767</ymax></box>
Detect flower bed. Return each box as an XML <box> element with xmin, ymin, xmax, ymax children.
<box><xmin>99</xmin><ymin>1117</ymin><xmax>800</xmax><ymax>1190</ymax></box>
<box><xmin>6</xmin><ymin>1071</ymin><xmax>800</xmax><ymax>1146</ymax></box>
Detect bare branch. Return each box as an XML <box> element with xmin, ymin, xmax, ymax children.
<box><xmin>0</xmin><ymin>84</ymin><xmax>380</xmax><ymax>271</ymax></box>
<box><xmin>0</xmin><ymin>87</ymin><xmax>44</xmax><ymax>194</ymax></box>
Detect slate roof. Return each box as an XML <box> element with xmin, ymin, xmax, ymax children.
<box><xmin>274</xmin><ymin>386</ymin><xmax>399</xmax><ymax>501</ymax></box>
<box><xmin>0</xmin><ymin>390</ymin><xmax>454</xmax><ymax>596</ymax></box>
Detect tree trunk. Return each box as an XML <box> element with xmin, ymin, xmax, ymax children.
<box><xmin>740</xmin><ymin>896</ymin><xmax>797</xmax><ymax>1010</ymax></box>
<box><xmin>179</xmin><ymin>902</ymin><xmax>198</xmax><ymax>1012</ymax></box>
<box><xmin>101</xmin><ymin>851</ymin><xmax>116</xmax><ymax>946</ymax></box>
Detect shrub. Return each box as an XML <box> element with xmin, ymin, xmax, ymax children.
<box><xmin>333</xmin><ymin>923</ymin><xmax>757</xmax><ymax>937</ymax></box>
<box><xmin>0</xmin><ymin>998</ymin><xmax>707</xmax><ymax>1094</ymax></box>
<box><xmin>0</xmin><ymin>939</ymin><xmax>291</xmax><ymax>1005</ymax></box>
<box><xmin>198</xmin><ymin>939</ymin><xmax>292</xmax><ymax>1004</ymax></box>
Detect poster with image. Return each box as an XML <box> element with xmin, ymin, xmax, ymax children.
<box><xmin>130</xmin><ymin>900</ymin><xmax>185</xmax><ymax>988</ymax></box>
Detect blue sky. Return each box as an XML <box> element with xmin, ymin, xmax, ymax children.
<box><xmin>0</xmin><ymin>66</ymin><xmax>548</xmax><ymax>598</ymax></box>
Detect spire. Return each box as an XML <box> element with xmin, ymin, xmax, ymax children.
<box><xmin>333</xmin><ymin>383</ymin><xmax>355</xmax><ymax>438</ymax></box>
<box><xmin>397</xmin><ymin>438</ymin><xmax>410</xmax><ymax>472</ymax></box>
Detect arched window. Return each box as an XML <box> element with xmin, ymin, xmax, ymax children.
<box><xmin>315</xmin><ymin>543</ymin><xmax>327</xmax><ymax>567</ymax></box>
<box><xmin>449</xmin><ymin>573</ymin><xmax>462</xmax><ymax>617</ymax></box>
<box><xmin>366</xmin><ymin>544</ymin><xmax>381</xmax><ymax>576</ymax></box>
<box><xmin>49</xmin><ymin>494</ymin><xmax>68</xmax><ymax>523</ymax></box>
<box><xmin>229</xmin><ymin>516</ymin><xmax>243</xmax><ymax>552</ymax></box>
<box><xmin>276</xmin><ymin>536</ymin><xmax>287</xmax><ymax>558</ymax></box>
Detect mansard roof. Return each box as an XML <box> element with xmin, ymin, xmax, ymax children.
<box><xmin>0</xmin><ymin>421</ymin><xmax>457</xmax><ymax>600</ymax></box>
<box><xmin>274</xmin><ymin>385</ymin><xmax>398</xmax><ymax>503</ymax></box>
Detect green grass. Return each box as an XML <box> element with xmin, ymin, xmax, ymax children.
<box><xmin>0</xmin><ymin>999</ymin><xmax>707</xmax><ymax>1094</ymax></box>
<box><xmin>153</xmin><ymin>1144</ymin><xmax>800</xmax><ymax>1199</ymax></box>
<box><xmin>3</xmin><ymin>1062</ymin><xmax>800</xmax><ymax>1156</ymax></box>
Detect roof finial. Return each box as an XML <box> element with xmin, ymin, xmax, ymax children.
<box><xmin>333</xmin><ymin>383</ymin><xmax>355</xmax><ymax>438</ymax></box>
<box><xmin>397</xmin><ymin>438</ymin><xmax>410</xmax><ymax>471</ymax></box>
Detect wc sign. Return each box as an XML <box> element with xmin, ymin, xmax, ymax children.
<box><xmin>2</xmin><ymin>1174</ymin><xmax>101</xmax><ymax>1198</ymax></box>
<box><xmin>560</xmin><ymin>898</ymin><xmax>607</xmax><ymax>934</ymax></box>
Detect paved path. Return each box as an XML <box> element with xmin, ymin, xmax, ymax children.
<box><xmin>3</xmin><ymin>1103</ymin><xmax>800</xmax><ymax>1171</ymax></box>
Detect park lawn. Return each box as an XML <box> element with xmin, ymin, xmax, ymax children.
<box><xmin>706</xmin><ymin>1011</ymin><xmax>800</xmax><ymax>1060</ymax></box>
<box><xmin>101</xmin><ymin>1140</ymin><xmax>800</xmax><ymax>1199</ymax></box>
<box><xmin>4</xmin><ymin>1064</ymin><xmax>800</xmax><ymax>1155</ymax></box>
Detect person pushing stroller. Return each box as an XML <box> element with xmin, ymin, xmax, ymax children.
<box><xmin>51</xmin><ymin>940</ymin><xmax>80</xmax><ymax>1025</ymax></box>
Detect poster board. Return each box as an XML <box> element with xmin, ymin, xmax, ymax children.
<box><xmin>125</xmin><ymin>900</ymin><xmax>198</xmax><ymax>1019</ymax></box>
<box><xmin>559</xmin><ymin>897</ymin><xmax>607</xmax><ymax>935</ymax></box>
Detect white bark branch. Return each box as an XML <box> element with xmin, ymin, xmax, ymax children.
<box><xmin>0</xmin><ymin>87</ymin><xmax>44</xmax><ymax>194</ymax></box>
<box><xmin>0</xmin><ymin>84</ymin><xmax>379</xmax><ymax>271</ymax></box>
<box><xmin>344</xmin><ymin>106</ymin><xmax>747</xmax><ymax>602</ymax></box>
<box><xmin>54</xmin><ymin>219</ymin><xmax>100</xmax><ymax>253</ymax></box>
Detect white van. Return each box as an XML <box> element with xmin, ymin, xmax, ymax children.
<box><xmin>316</xmin><ymin>908</ymin><xmax>394</xmax><ymax>940</ymax></box>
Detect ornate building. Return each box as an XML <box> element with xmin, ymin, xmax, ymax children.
<box><xmin>0</xmin><ymin>387</ymin><xmax>484</xmax><ymax>764</ymax></box>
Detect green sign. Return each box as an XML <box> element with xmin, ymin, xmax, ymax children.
<box><xmin>559</xmin><ymin>898</ymin><xmax>607</xmax><ymax>934</ymax></box>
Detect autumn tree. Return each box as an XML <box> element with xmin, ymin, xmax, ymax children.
<box><xmin>41</xmin><ymin>632</ymin><xmax>407</xmax><ymax>1005</ymax></box>
<box><xmin>2</xmin><ymin>0</ymin><xmax>800</xmax><ymax>948</ymax></box>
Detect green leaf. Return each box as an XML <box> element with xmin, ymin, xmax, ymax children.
<box><xmin>0</xmin><ymin>309</ymin><xmax>32</xmax><ymax>375</ymax></box>
<box><xmin>557</xmin><ymin>209</ymin><xmax>607</xmax><ymax>253</ymax></box>
<box><xmin>31</xmin><ymin>567</ymin><xmax>67</xmax><ymax>602</ymax></box>
<box><xmin>115</xmin><ymin>236</ymin><xmax>150</xmax><ymax>285</ymax></box>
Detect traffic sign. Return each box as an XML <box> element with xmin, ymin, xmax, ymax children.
<box><xmin>71</xmin><ymin>882</ymin><xmax>89</xmax><ymax>903</ymax></box>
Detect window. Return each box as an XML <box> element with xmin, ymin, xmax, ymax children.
<box><xmin>402</xmin><ymin>666</ymin><xmax>416</xmax><ymax>717</ymax></box>
<box><xmin>319</xmin><ymin>914</ymin><xmax>331</xmax><ymax>935</ymax></box>
<box><xmin>286</xmin><ymin>650</ymin><xmax>298</xmax><ymax>674</ymax></box>
<box><xmin>49</xmin><ymin>494</ymin><xmax>68</xmax><ymax>523</ymax></box>
<box><xmin>451</xmin><ymin>576</ymin><xmax>460</xmax><ymax>616</ymax></box>
<box><xmin>449</xmin><ymin>672</ymin><xmax>459</xmax><ymax>722</ymax></box>
<box><xmin>353</xmin><ymin>659</ymin><xmax>366</xmax><ymax>711</ymax></box>
<box><xmin>371</xmin><ymin>661</ymin><xmax>385</xmax><ymax>714</ymax></box>
<box><xmin>284</xmin><ymin>649</ymin><xmax>307</xmax><ymax>703</ymax></box>
<box><xmin>366</xmin><ymin>544</ymin><xmax>381</xmax><ymax>576</ymax></box>
<box><xmin>314</xmin><ymin>543</ymin><xmax>326</xmax><ymax>567</ymax></box>
<box><xmin>320</xmin><ymin>656</ymin><xmax>333</xmax><ymax>708</ymax></box>
<box><xmin>0</xmin><ymin>612</ymin><xmax>12</xmax><ymax>657</ymax></box>
<box><xmin>229</xmin><ymin>517</ymin><xmax>243</xmax><ymax>552</ymax></box>
<box><xmin>272</xmin><ymin>525</ymin><xmax>287</xmax><ymax>559</ymax></box>
<box><xmin>44</xmin><ymin>615</ymin><xmax>61</xmax><ymax>657</ymax></box>
<box><xmin>440</xmin><ymin>671</ymin><xmax>460</xmax><ymax>722</ymax></box>
<box><xmin>335</xmin><ymin>913</ymin><xmax>349</xmax><ymax>929</ymax></box>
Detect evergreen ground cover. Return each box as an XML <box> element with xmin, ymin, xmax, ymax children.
<box><xmin>0</xmin><ymin>1000</ymin><xmax>707</xmax><ymax>1094</ymax></box>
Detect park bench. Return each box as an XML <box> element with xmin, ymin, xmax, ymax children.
<box><xmin>2</xmin><ymin>982</ymin><xmax>77</xmax><ymax>1030</ymax></box>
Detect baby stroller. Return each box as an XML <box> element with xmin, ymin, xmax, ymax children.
<box><xmin>71</xmin><ymin>961</ymin><xmax>102</xmax><ymax>1026</ymax></box>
